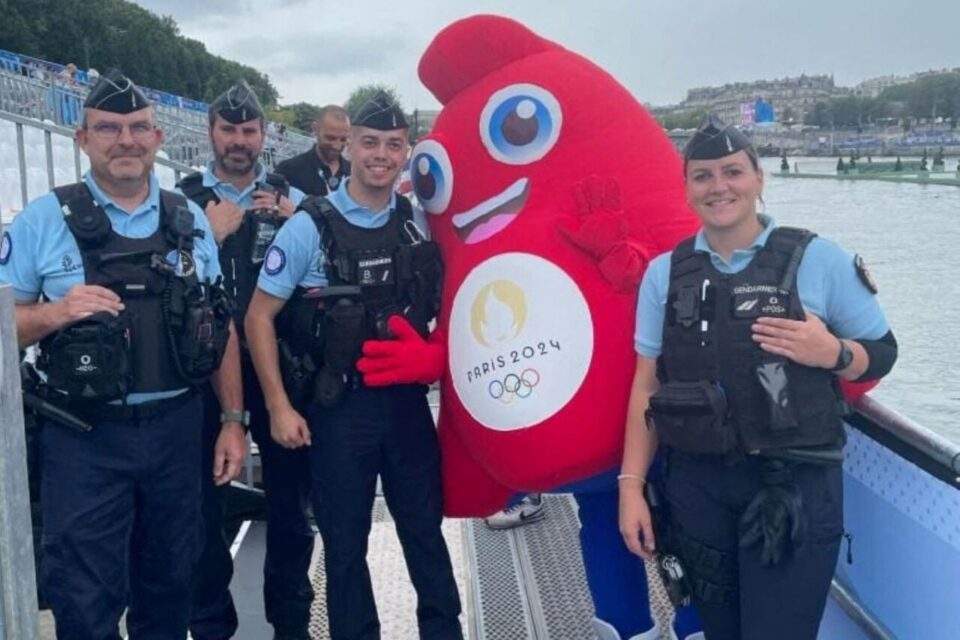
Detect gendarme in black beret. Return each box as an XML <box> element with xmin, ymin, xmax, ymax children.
<box><xmin>684</xmin><ymin>115</ymin><xmax>752</xmax><ymax>161</ymax></box>
<box><xmin>210</xmin><ymin>80</ymin><xmax>264</xmax><ymax>124</ymax></box>
<box><xmin>353</xmin><ymin>91</ymin><xmax>408</xmax><ymax>131</ymax></box>
<box><xmin>83</xmin><ymin>68</ymin><xmax>151</xmax><ymax>113</ymax></box>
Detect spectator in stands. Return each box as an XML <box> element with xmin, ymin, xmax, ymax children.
<box><xmin>274</xmin><ymin>104</ymin><xmax>351</xmax><ymax>195</ymax></box>
<box><xmin>57</xmin><ymin>62</ymin><xmax>77</xmax><ymax>85</ymax></box>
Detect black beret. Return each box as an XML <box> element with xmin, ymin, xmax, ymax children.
<box><xmin>353</xmin><ymin>91</ymin><xmax>408</xmax><ymax>131</ymax></box>
<box><xmin>684</xmin><ymin>115</ymin><xmax>752</xmax><ymax>161</ymax></box>
<box><xmin>210</xmin><ymin>80</ymin><xmax>264</xmax><ymax>124</ymax></box>
<box><xmin>83</xmin><ymin>68</ymin><xmax>151</xmax><ymax>113</ymax></box>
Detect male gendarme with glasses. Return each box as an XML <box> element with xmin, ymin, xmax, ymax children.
<box><xmin>0</xmin><ymin>69</ymin><xmax>245</xmax><ymax>640</ymax></box>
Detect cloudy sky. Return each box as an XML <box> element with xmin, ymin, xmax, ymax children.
<box><xmin>132</xmin><ymin>0</ymin><xmax>960</xmax><ymax>110</ymax></box>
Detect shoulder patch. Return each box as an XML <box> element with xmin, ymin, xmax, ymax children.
<box><xmin>854</xmin><ymin>254</ymin><xmax>878</xmax><ymax>294</ymax></box>
<box><xmin>0</xmin><ymin>232</ymin><xmax>10</xmax><ymax>265</ymax></box>
<box><xmin>264</xmin><ymin>246</ymin><xmax>286</xmax><ymax>276</ymax></box>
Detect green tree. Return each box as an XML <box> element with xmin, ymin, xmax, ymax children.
<box><xmin>270</xmin><ymin>102</ymin><xmax>323</xmax><ymax>131</ymax></box>
<box><xmin>656</xmin><ymin>108</ymin><xmax>708</xmax><ymax>130</ymax></box>
<box><xmin>0</xmin><ymin>0</ymin><xmax>280</xmax><ymax>107</ymax></box>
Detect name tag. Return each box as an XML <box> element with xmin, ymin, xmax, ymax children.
<box><xmin>731</xmin><ymin>284</ymin><xmax>789</xmax><ymax>318</ymax></box>
<box><xmin>356</xmin><ymin>252</ymin><xmax>395</xmax><ymax>286</ymax></box>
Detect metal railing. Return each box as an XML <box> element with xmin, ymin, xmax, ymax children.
<box><xmin>0</xmin><ymin>108</ymin><xmax>194</xmax><ymax>212</ymax></box>
<box><xmin>0</xmin><ymin>66</ymin><xmax>313</xmax><ymax>169</ymax></box>
<box><xmin>0</xmin><ymin>286</ymin><xmax>39</xmax><ymax>640</ymax></box>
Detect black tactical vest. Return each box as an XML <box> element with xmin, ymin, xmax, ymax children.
<box><xmin>177</xmin><ymin>170</ymin><xmax>290</xmax><ymax>327</ymax></box>
<box><xmin>278</xmin><ymin>194</ymin><xmax>441</xmax><ymax>355</ymax></box>
<box><xmin>40</xmin><ymin>183</ymin><xmax>230</xmax><ymax>399</ymax></box>
<box><xmin>652</xmin><ymin>227</ymin><xmax>845</xmax><ymax>455</ymax></box>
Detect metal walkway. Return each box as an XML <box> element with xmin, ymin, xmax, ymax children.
<box><xmin>231</xmin><ymin>495</ymin><xmax>674</xmax><ymax>640</ymax></box>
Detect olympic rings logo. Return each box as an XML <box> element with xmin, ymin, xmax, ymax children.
<box><xmin>488</xmin><ymin>368</ymin><xmax>541</xmax><ymax>403</ymax></box>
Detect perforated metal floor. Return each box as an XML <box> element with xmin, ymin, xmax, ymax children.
<box><xmin>304</xmin><ymin>495</ymin><xmax>673</xmax><ymax>640</ymax></box>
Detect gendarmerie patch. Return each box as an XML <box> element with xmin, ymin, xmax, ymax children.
<box><xmin>264</xmin><ymin>246</ymin><xmax>286</xmax><ymax>275</ymax></box>
<box><xmin>731</xmin><ymin>283</ymin><xmax>789</xmax><ymax>318</ymax></box>
<box><xmin>0</xmin><ymin>231</ymin><xmax>11</xmax><ymax>265</ymax></box>
<box><xmin>356</xmin><ymin>252</ymin><xmax>395</xmax><ymax>286</ymax></box>
<box><xmin>854</xmin><ymin>254</ymin><xmax>878</xmax><ymax>294</ymax></box>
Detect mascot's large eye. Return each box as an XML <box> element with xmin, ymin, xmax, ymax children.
<box><xmin>410</xmin><ymin>139</ymin><xmax>454</xmax><ymax>215</ymax></box>
<box><xmin>479</xmin><ymin>83</ymin><xmax>562</xmax><ymax>165</ymax></box>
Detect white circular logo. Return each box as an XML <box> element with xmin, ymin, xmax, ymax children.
<box><xmin>80</xmin><ymin>355</ymin><xmax>92</xmax><ymax>365</ymax></box>
<box><xmin>448</xmin><ymin>253</ymin><xmax>593</xmax><ymax>431</ymax></box>
<box><xmin>264</xmin><ymin>246</ymin><xmax>286</xmax><ymax>275</ymax></box>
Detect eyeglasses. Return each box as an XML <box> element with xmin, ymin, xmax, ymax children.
<box><xmin>87</xmin><ymin>121</ymin><xmax>157</xmax><ymax>142</ymax></box>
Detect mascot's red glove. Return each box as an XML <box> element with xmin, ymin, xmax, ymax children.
<box><xmin>357</xmin><ymin>316</ymin><xmax>446</xmax><ymax>386</ymax></box>
<box><xmin>559</xmin><ymin>175</ymin><xmax>651</xmax><ymax>293</ymax></box>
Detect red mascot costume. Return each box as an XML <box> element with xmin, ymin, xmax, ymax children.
<box><xmin>360</xmin><ymin>15</ymin><xmax>875</xmax><ymax>639</ymax></box>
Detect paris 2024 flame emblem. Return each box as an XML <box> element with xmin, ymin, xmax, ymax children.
<box><xmin>449</xmin><ymin>253</ymin><xmax>593</xmax><ymax>432</ymax></box>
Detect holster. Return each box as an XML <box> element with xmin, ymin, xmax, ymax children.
<box><xmin>644</xmin><ymin>479</ymin><xmax>692</xmax><ymax>608</ymax></box>
<box><xmin>279</xmin><ymin>340</ymin><xmax>318</xmax><ymax>410</ymax></box>
<box><xmin>313</xmin><ymin>297</ymin><xmax>366</xmax><ymax>408</ymax></box>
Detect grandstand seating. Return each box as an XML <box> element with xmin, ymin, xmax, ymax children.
<box><xmin>1</xmin><ymin>48</ymin><xmax>314</xmax><ymax>219</ymax></box>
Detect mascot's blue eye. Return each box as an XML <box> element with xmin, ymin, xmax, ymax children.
<box><xmin>410</xmin><ymin>139</ymin><xmax>454</xmax><ymax>215</ymax></box>
<box><xmin>480</xmin><ymin>84</ymin><xmax>562</xmax><ymax>165</ymax></box>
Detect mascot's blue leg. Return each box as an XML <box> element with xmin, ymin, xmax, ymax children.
<box><xmin>574</xmin><ymin>489</ymin><xmax>656</xmax><ymax>637</ymax></box>
<box><xmin>672</xmin><ymin>604</ymin><xmax>703</xmax><ymax>639</ymax></box>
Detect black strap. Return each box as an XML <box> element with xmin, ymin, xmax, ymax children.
<box><xmin>300</xmin><ymin>194</ymin><xmax>418</xmax><ymax>265</ymax></box>
<box><xmin>761</xmin><ymin>227</ymin><xmax>815</xmax><ymax>292</ymax></box>
<box><xmin>158</xmin><ymin>189</ymin><xmax>197</xmax><ymax>251</ymax></box>
<box><xmin>54</xmin><ymin>183</ymin><xmax>112</xmax><ymax>249</ymax></box>
<box><xmin>176</xmin><ymin>171</ymin><xmax>220</xmax><ymax>209</ymax></box>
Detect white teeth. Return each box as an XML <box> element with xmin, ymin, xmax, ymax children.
<box><xmin>452</xmin><ymin>178</ymin><xmax>528</xmax><ymax>229</ymax></box>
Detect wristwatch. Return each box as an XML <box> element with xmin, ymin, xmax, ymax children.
<box><xmin>829</xmin><ymin>339</ymin><xmax>854</xmax><ymax>372</ymax></box>
<box><xmin>220</xmin><ymin>409</ymin><xmax>250</xmax><ymax>427</ymax></box>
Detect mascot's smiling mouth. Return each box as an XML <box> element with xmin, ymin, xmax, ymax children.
<box><xmin>451</xmin><ymin>178</ymin><xmax>530</xmax><ymax>244</ymax></box>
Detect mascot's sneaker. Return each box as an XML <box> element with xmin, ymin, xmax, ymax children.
<box><xmin>484</xmin><ymin>494</ymin><xmax>545</xmax><ymax>530</ymax></box>
<box><xmin>592</xmin><ymin>617</ymin><xmax>661</xmax><ymax>640</ymax></box>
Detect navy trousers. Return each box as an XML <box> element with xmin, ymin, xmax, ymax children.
<box><xmin>41</xmin><ymin>394</ymin><xmax>203</xmax><ymax>640</ymax></box>
<box><xmin>191</xmin><ymin>359</ymin><xmax>315</xmax><ymax>638</ymax></box>
<box><xmin>664</xmin><ymin>451</ymin><xmax>843</xmax><ymax>640</ymax></box>
<box><xmin>188</xmin><ymin>391</ymin><xmax>239</xmax><ymax>640</ymax></box>
<box><xmin>307</xmin><ymin>385</ymin><xmax>462</xmax><ymax>640</ymax></box>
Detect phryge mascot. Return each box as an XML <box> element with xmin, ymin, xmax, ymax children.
<box><xmin>359</xmin><ymin>14</ymin><xmax>703</xmax><ymax>640</ymax></box>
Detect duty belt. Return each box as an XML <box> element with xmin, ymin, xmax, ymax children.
<box><xmin>69</xmin><ymin>389</ymin><xmax>197</xmax><ymax>422</ymax></box>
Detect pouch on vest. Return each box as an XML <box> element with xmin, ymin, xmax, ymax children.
<box><xmin>249</xmin><ymin>213</ymin><xmax>284</xmax><ymax>264</ymax></box>
<box><xmin>163</xmin><ymin>277</ymin><xmax>232</xmax><ymax>384</ymax></box>
<box><xmin>313</xmin><ymin>296</ymin><xmax>365</xmax><ymax>407</ymax></box>
<box><xmin>755</xmin><ymin>361</ymin><xmax>800</xmax><ymax>432</ymax></box>
<box><xmin>42</xmin><ymin>312</ymin><xmax>132</xmax><ymax>400</ymax></box>
<box><xmin>395</xmin><ymin>241</ymin><xmax>442</xmax><ymax>338</ymax></box>
<box><xmin>647</xmin><ymin>381</ymin><xmax>735</xmax><ymax>455</ymax></box>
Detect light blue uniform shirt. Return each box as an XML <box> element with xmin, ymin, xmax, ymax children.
<box><xmin>190</xmin><ymin>162</ymin><xmax>306</xmax><ymax>210</ymax></box>
<box><xmin>0</xmin><ymin>171</ymin><xmax>221</xmax><ymax>403</ymax></box>
<box><xmin>257</xmin><ymin>179</ymin><xmax>430</xmax><ymax>299</ymax></box>
<box><xmin>634</xmin><ymin>215</ymin><xmax>889</xmax><ymax>359</ymax></box>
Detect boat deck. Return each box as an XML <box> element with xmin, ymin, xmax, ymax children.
<box><xmin>230</xmin><ymin>494</ymin><xmax>676</xmax><ymax>640</ymax></box>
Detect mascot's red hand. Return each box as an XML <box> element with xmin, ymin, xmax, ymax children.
<box><xmin>559</xmin><ymin>175</ymin><xmax>651</xmax><ymax>293</ymax></box>
<box><xmin>357</xmin><ymin>316</ymin><xmax>445</xmax><ymax>387</ymax></box>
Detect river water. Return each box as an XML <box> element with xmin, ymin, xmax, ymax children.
<box><xmin>760</xmin><ymin>156</ymin><xmax>959</xmax><ymax>444</ymax></box>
